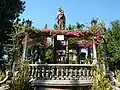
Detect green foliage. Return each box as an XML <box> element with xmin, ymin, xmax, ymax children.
<box><xmin>76</xmin><ymin>22</ymin><xmax>85</xmax><ymax>30</ymax></box>
<box><xmin>97</xmin><ymin>43</ymin><xmax>105</xmax><ymax>64</ymax></box>
<box><xmin>9</xmin><ymin>62</ymin><xmax>31</xmax><ymax>90</ymax></box>
<box><xmin>44</xmin><ymin>24</ymin><xmax>48</xmax><ymax>29</ymax></box>
<box><xmin>0</xmin><ymin>0</ymin><xmax>26</xmax><ymax>72</ymax></box>
<box><xmin>0</xmin><ymin>71</ymin><xmax>5</xmax><ymax>81</ymax></box>
<box><xmin>0</xmin><ymin>0</ymin><xmax>25</xmax><ymax>44</ymax></box>
<box><xmin>92</xmin><ymin>68</ymin><xmax>112</xmax><ymax>90</ymax></box>
<box><xmin>67</xmin><ymin>24</ymin><xmax>73</xmax><ymax>30</ymax></box>
<box><xmin>88</xmin><ymin>19</ymin><xmax>106</xmax><ymax>32</ymax></box>
<box><xmin>13</xmin><ymin>20</ymin><xmax>35</xmax><ymax>33</ymax></box>
<box><xmin>105</xmin><ymin>20</ymin><xmax>120</xmax><ymax>70</ymax></box>
<box><xmin>91</xmin><ymin>21</ymin><xmax>113</xmax><ymax>90</ymax></box>
<box><xmin>0</xmin><ymin>63</ymin><xmax>9</xmax><ymax>81</ymax></box>
<box><xmin>69</xmin><ymin>37</ymin><xmax>78</xmax><ymax>46</ymax></box>
<box><xmin>54</xmin><ymin>24</ymin><xmax>57</xmax><ymax>30</ymax></box>
<box><xmin>115</xmin><ymin>70</ymin><xmax>120</xmax><ymax>82</ymax></box>
<box><xmin>9</xmin><ymin>21</ymin><xmax>36</xmax><ymax>67</ymax></box>
<box><xmin>66</xmin><ymin>23</ymin><xmax>85</xmax><ymax>30</ymax></box>
<box><xmin>45</xmin><ymin>48</ymin><xmax>53</xmax><ymax>60</ymax></box>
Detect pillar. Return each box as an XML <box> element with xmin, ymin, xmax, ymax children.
<box><xmin>22</xmin><ymin>32</ymin><xmax>28</xmax><ymax>61</ymax></box>
<box><xmin>92</xmin><ymin>39</ymin><xmax>97</xmax><ymax>65</ymax></box>
<box><xmin>66</xmin><ymin>40</ymin><xmax>69</xmax><ymax>64</ymax></box>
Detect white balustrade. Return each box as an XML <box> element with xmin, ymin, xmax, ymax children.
<box><xmin>28</xmin><ymin>64</ymin><xmax>95</xmax><ymax>81</ymax></box>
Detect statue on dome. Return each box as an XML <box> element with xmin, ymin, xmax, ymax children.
<box><xmin>56</xmin><ymin>8</ymin><xmax>66</xmax><ymax>30</ymax></box>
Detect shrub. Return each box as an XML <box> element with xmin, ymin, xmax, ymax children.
<box><xmin>115</xmin><ymin>70</ymin><xmax>120</xmax><ymax>82</ymax></box>
<box><xmin>0</xmin><ymin>71</ymin><xmax>5</xmax><ymax>81</ymax></box>
<box><xmin>9</xmin><ymin>63</ymin><xmax>32</xmax><ymax>90</ymax></box>
<box><xmin>91</xmin><ymin>68</ymin><xmax>112</xmax><ymax>90</ymax></box>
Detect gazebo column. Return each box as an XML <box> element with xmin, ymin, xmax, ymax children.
<box><xmin>92</xmin><ymin>39</ymin><xmax>97</xmax><ymax>65</ymax></box>
<box><xmin>53</xmin><ymin>37</ymin><xmax>56</xmax><ymax>63</ymax></box>
<box><xmin>66</xmin><ymin>40</ymin><xmax>69</xmax><ymax>64</ymax></box>
<box><xmin>77</xmin><ymin>46</ymin><xmax>80</xmax><ymax>64</ymax></box>
<box><xmin>88</xmin><ymin>47</ymin><xmax>91</xmax><ymax>59</ymax></box>
<box><xmin>103</xmin><ymin>38</ymin><xmax>109</xmax><ymax>73</ymax></box>
<box><xmin>22</xmin><ymin>32</ymin><xmax>28</xmax><ymax>62</ymax></box>
<box><xmin>79</xmin><ymin>47</ymin><xmax>82</xmax><ymax>64</ymax></box>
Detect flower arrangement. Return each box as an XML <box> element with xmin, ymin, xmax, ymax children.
<box><xmin>77</xmin><ymin>40</ymin><xmax>93</xmax><ymax>48</ymax></box>
<box><xmin>17</xmin><ymin>29</ymin><xmax>103</xmax><ymax>48</ymax></box>
<box><xmin>18</xmin><ymin>29</ymin><xmax>103</xmax><ymax>38</ymax></box>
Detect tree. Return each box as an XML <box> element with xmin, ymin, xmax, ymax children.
<box><xmin>67</xmin><ymin>24</ymin><xmax>72</xmax><ymax>30</ymax></box>
<box><xmin>105</xmin><ymin>20</ymin><xmax>120</xmax><ymax>70</ymax></box>
<box><xmin>0</xmin><ymin>0</ymin><xmax>25</xmax><ymax>44</ymax></box>
<box><xmin>76</xmin><ymin>22</ymin><xmax>85</xmax><ymax>30</ymax></box>
<box><xmin>44</xmin><ymin>24</ymin><xmax>48</xmax><ymax>29</ymax></box>
<box><xmin>53</xmin><ymin>24</ymin><xmax>57</xmax><ymax>30</ymax></box>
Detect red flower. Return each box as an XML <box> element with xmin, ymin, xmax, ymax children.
<box><xmin>52</xmin><ymin>34</ymin><xmax>56</xmax><ymax>37</ymax></box>
<box><xmin>44</xmin><ymin>29</ymin><xmax>50</xmax><ymax>33</ymax></box>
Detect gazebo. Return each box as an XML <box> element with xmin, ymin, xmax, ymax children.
<box><xmin>16</xmin><ymin>28</ymin><xmax>104</xmax><ymax>89</ymax></box>
<box><xmin>16</xmin><ymin>8</ymin><xmax>104</xmax><ymax>90</ymax></box>
<box><xmin>18</xmin><ymin>29</ymin><xmax>103</xmax><ymax>64</ymax></box>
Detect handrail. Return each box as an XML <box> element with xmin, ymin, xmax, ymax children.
<box><xmin>0</xmin><ymin>71</ymin><xmax>12</xmax><ymax>84</ymax></box>
<box><xmin>29</xmin><ymin>64</ymin><xmax>94</xmax><ymax>67</ymax></box>
<box><xmin>108</xmin><ymin>71</ymin><xmax>120</xmax><ymax>86</ymax></box>
<box><xmin>106</xmin><ymin>71</ymin><xmax>120</xmax><ymax>90</ymax></box>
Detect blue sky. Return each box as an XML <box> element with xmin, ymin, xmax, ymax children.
<box><xmin>20</xmin><ymin>0</ymin><xmax>120</xmax><ymax>29</ymax></box>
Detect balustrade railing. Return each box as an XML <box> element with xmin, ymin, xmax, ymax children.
<box><xmin>28</xmin><ymin>64</ymin><xmax>95</xmax><ymax>81</ymax></box>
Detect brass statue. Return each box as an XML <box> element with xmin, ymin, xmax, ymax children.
<box><xmin>56</xmin><ymin>8</ymin><xmax>66</xmax><ymax>30</ymax></box>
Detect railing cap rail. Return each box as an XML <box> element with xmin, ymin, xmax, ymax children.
<box><xmin>29</xmin><ymin>64</ymin><xmax>95</xmax><ymax>67</ymax></box>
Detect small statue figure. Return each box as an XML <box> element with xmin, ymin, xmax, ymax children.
<box><xmin>56</xmin><ymin>8</ymin><xmax>66</xmax><ymax>30</ymax></box>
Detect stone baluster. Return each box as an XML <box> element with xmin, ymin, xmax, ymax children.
<box><xmin>69</xmin><ymin>68</ymin><xmax>73</xmax><ymax>80</ymax></box>
<box><xmin>92</xmin><ymin>69</ymin><xmax>95</xmax><ymax>79</ymax></box>
<box><xmin>76</xmin><ymin>68</ymin><xmax>79</xmax><ymax>80</ymax></box>
<box><xmin>60</xmin><ymin>67</ymin><xmax>64</xmax><ymax>80</ymax></box>
<box><xmin>83</xmin><ymin>69</ymin><xmax>86</xmax><ymax>80</ymax></box>
<box><xmin>44</xmin><ymin>66</ymin><xmax>47</xmax><ymax>79</ymax></box>
<box><xmin>72</xmin><ymin>67</ymin><xmax>75</xmax><ymax>80</ymax></box>
<box><xmin>51</xmin><ymin>67</ymin><xmax>54</xmax><ymax>80</ymax></box>
<box><xmin>56</xmin><ymin>67</ymin><xmax>59</xmax><ymax>80</ymax></box>
<box><xmin>47</xmin><ymin>66</ymin><xmax>50</xmax><ymax>80</ymax></box>
<box><xmin>34</xmin><ymin>66</ymin><xmax>38</xmax><ymax>78</ymax></box>
<box><xmin>39</xmin><ymin>66</ymin><xmax>42</xmax><ymax>80</ymax></box>
<box><xmin>79</xmin><ymin>69</ymin><xmax>82</xmax><ymax>80</ymax></box>
<box><xmin>31</xmin><ymin>66</ymin><xmax>35</xmax><ymax>78</ymax></box>
<box><xmin>90</xmin><ymin>67</ymin><xmax>93</xmax><ymax>79</ymax></box>
<box><xmin>45</xmin><ymin>67</ymin><xmax>49</xmax><ymax>80</ymax></box>
<box><xmin>68</xmin><ymin>68</ymin><xmax>70</xmax><ymax>80</ymax></box>
<box><xmin>65</xmin><ymin>67</ymin><xmax>69</xmax><ymax>80</ymax></box>
<box><xmin>42</xmin><ymin>67</ymin><xmax>44</xmax><ymax>80</ymax></box>
<box><xmin>37</xmin><ymin>67</ymin><xmax>41</xmax><ymax>79</ymax></box>
<box><xmin>86</xmin><ymin>69</ymin><xmax>90</xmax><ymax>80</ymax></box>
<box><xmin>28</xmin><ymin>66</ymin><xmax>32</xmax><ymax>78</ymax></box>
<box><xmin>74</xmin><ymin>68</ymin><xmax>78</xmax><ymax>80</ymax></box>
